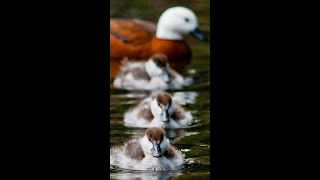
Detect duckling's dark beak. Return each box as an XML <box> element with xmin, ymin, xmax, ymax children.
<box><xmin>161</xmin><ymin>110</ymin><xmax>170</xmax><ymax>122</ymax></box>
<box><xmin>161</xmin><ymin>71</ymin><xmax>170</xmax><ymax>83</ymax></box>
<box><xmin>189</xmin><ymin>28</ymin><xmax>208</xmax><ymax>42</ymax></box>
<box><xmin>151</xmin><ymin>144</ymin><xmax>162</xmax><ymax>158</ymax></box>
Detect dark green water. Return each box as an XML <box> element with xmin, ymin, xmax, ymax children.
<box><xmin>110</xmin><ymin>0</ymin><xmax>210</xmax><ymax>179</ymax></box>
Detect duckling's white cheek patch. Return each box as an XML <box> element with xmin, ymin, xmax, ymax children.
<box><xmin>160</xmin><ymin>70</ymin><xmax>170</xmax><ymax>82</ymax></box>
<box><xmin>168</xmin><ymin>103</ymin><xmax>175</xmax><ymax>114</ymax></box>
<box><xmin>140</xmin><ymin>137</ymin><xmax>154</xmax><ymax>155</ymax></box>
<box><xmin>150</xmin><ymin>100</ymin><xmax>163</xmax><ymax>116</ymax></box>
<box><xmin>146</xmin><ymin>61</ymin><xmax>162</xmax><ymax>77</ymax></box>
<box><xmin>160</xmin><ymin>139</ymin><xmax>169</xmax><ymax>154</ymax></box>
<box><xmin>148</xmin><ymin>142</ymin><xmax>153</xmax><ymax>150</ymax></box>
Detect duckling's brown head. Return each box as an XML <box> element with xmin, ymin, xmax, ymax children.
<box><xmin>146</xmin><ymin>127</ymin><xmax>165</xmax><ymax>144</ymax></box>
<box><xmin>150</xmin><ymin>92</ymin><xmax>174</xmax><ymax>122</ymax></box>
<box><xmin>151</xmin><ymin>53</ymin><xmax>169</xmax><ymax>69</ymax></box>
<box><xmin>156</xmin><ymin>92</ymin><xmax>172</xmax><ymax>107</ymax></box>
<box><xmin>145</xmin><ymin>54</ymin><xmax>171</xmax><ymax>82</ymax></box>
<box><xmin>144</xmin><ymin>127</ymin><xmax>169</xmax><ymax>158</ymax></box>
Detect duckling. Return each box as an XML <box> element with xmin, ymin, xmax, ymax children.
<box><xmin>113</xmin><ymin>53</ymin><xmax>191</xmax><ymax>90</ymax></box>
<box><xmin>110</xmin><ymin>127</ymin><xmax>184</xmax><ymax>171</ymax></box>
<box><xmin>124</xmin><ymin>92</ymin><xmax>193</xmax><ymax>128</ymax></box>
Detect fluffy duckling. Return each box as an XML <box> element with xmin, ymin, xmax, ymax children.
<box><xmin>124</xmin><ymin>92</ymin><xmax>193</xmax><ymax>128</ymax></box>
<box><xmin>110</xmin><ymin>127</ymin><xmax>184</xmax><ymax>171</ymax></box>
<box><xmin>113</xmin><ymin>54</ymin><xmax>192</xmax><ymax>90</ymax></box>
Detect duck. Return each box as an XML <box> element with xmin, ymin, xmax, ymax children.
<box><xmin>113</xmin><ymin>53</ymin><xmax>192</xmax><ymax>90</ymax></box>
<box><xmin>110</xmin><ymin>127</ymin><xmax>184</xmax><ymax>171</ymax></box>
<box><xmin>124</xmin><ymin>92</ymin><xmax>193</xmax><ymax>129</ymax></box>
<box><xmin>110</xmin><ymin>6</ymin><xmax>208</xmax><ymax>79</ymax></box>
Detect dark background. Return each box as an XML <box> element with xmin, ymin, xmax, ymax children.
<box><xmin>2</xmin><ymin>0</ymin><xmax>318</xmax><ymax>179</ymax></box>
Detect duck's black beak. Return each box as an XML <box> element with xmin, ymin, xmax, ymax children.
<box><xmin>189</xmin><ymin>28</ymin><xmax>208</xmax><ymax>42</ymax></box>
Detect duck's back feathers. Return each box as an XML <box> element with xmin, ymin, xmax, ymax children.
<box><xmin>163</xmin><ymin>145</ymin><xmax>184</xmax><ymax>167</ymax></box>
<box><xmin>171</xmin><ymin>105</ymin><xmax>186</xmax><ymax>121</ymax></box>
<box><xmin>130</xmin><ymin>67</ymin><xmax>150</xmax><ymax>80</ymax></box>
<box><xmin>110</xmin><ymin>139</ymin><xmax>144</xmax><ymax>170</ymax></box>
<box><xmin>163</xmin><ymin>146</ymin><xmax>176</xmax><ymax>159</ymax></box>
<box><xmin>119</xmin><ymin>64</ymin><xmax>150</xmax><ymax>81</ymax></box>
<box><xmin>110</xmin><ymin>19</ymin><xmax>156</xmax><ymax>59</ymax></box>
<box><xmin>124</xmin><ymin>97</ymin><xmax>154</xmax><ymax>127</ymax></box>
<box><xmin>124</xmin><ymin>139</ymin><xmax>145</xmax><ymax>161</ymax></box>
<box><xmin>113</xmin><ymin>61</ymin><xmax>152</xmax><ymax>89</ymax></box>
<box><xmin>137</xmin><ymin>103</ymin><xmax>154</xmax><ymax>122</ymax></box>
<box><xmin>171</xmin><ymin>101</ymin><xmax>193</xmax><ymax>127</ymax></box>
<box><xmin>110</xmin><ymin>19</ymin><xmax>155</xmax><ymax>45</ymax></box>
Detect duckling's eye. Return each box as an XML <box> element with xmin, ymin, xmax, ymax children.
<box><xmin>184</xmin><ymin>18</ymin><xmax>190</xmax><ymax>23</ymax></box>
<box><xmin>148</xmin><ymin>138</ymin><xmax>151</xmax><ymax>142</ymax></box>
<box><xmin>157</xmin><ymin>102</ymin><xmax>161</xmax><ymax>107</ymax></box>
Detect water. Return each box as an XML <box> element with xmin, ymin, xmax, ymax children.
<box><xmin>110</xmin><ymin>0</ymin><xmax>211</xmax><ymax>179</ymax></box>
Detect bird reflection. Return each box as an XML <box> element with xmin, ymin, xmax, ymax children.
<box><xmin>110</xmin><ymin>170</ymin><xmax>182</xmax><ymax>180</ymax></box>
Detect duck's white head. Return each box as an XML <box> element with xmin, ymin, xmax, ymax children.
<box><xmin>156</xmin><ymin>6</ymin><xmax>208</xmax><ymax>41</ymax></box>
<box><xmin>140</xmin><ymin>127</ymin><xmax>170</xmax><ymax>158</ymax></box>
<box><xmin>150</xmin><ymin>92</ymin><xmax>175</xmax><ymax>122</ymax></box>
<box><xmin>145</xmin><ymin>54</ymin><xmax>170</xmax><ymax>82</ymax></box>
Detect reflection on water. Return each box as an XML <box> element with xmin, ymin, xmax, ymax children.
<box><xmin>109</xmin><ymin>125</ymin><xmax>198</xmax><ymax>144</ymax></box>
<box><xmin>110</xmin><ymin>0</ymin><xmax>211</xmax><ymax>179</ymax></box>
<box><xmin>110</xmin><ymin>170</ymin><xmax>182</xmax><ymax>180</ymax></box>
<box><xmin>172</xmin><ymin>91</ymin><xmax>198</xmax><ymax>105</ymax></box>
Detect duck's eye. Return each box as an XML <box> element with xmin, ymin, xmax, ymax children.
<box><xmin>184</xmin><ymin>18</ymin><xmax>190</xmax><ymax>23</ymax></box>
